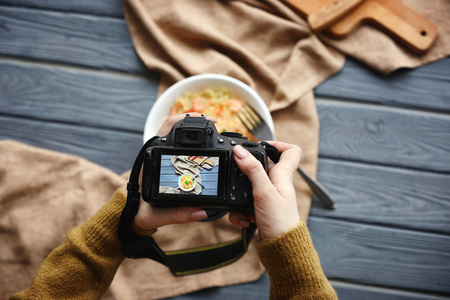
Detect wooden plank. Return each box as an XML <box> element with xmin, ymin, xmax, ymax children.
<box><xmin>0</xmin><ymin>115</ymin><xmax>142</xmax><ymax>174</ymax></box>
<box><xmin>315</xmin><ymin>57</ymin><xmax>450</xmax><ymax>112</ymax></box>
<box><xmin>2</xmin><ymin>61</ymin><xmax>449</xmax><ymax>173</ymax></box>
<box><xmin>0</xmin><ymin>60</ymin><xmax>158</xmax><ymax>132</ymax></box>
<box><xmin>316</xmin><ymin>98</ymin><xmax>450</xmax><ymax>173</ymax></box>
<box><xmin>0</xmin><ymin>6</ymin><xmax>146</xmax><ymax>73</ymax></box>
<box><xmin>1</xmin><ymin>6</ymin><xmax>449</xmax><ymax>112</ymax></box>
<box><xmin>168</xmin><ymin>276</ymin><xmax>450</xmax><ymax>300</ymax></box>
<box><xmin>308</xmin><ymin>216</ymin><xmax>450</xmax><ymax>294</ymax></box>
<box><xmin>166</xmin><ymin>275</ymin><xmax>270</xmax><ymax>299</ymax></box>
<box><xmin>311</xmin><ymin>158</ymin><xmax>450</xmax><ymax>234</ymax></box>
<box><xmin>331</xmin><ymin>281</ymin><xmax>450</xmax><ymax>300</ymax></box>
<box><xmin>0</xmin><ymin>0</ymin><xmax>124</xmax><ymax>18</ymax></box>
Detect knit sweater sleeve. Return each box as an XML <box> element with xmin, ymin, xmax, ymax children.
<box><xmin>256</xmin><ymin>221</ymin><xmax>338</xmax><ymax>300</ymax></box>
<box><xmin>10</xmin><ymin>188</ymin><xmax>127</xmax><ymax>300</ymax></box>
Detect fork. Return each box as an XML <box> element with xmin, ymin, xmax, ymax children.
<box><xmin>237</xmin><ymin>104</ymin><xmax>274</xmax><ymax>142</ymax></box>
<box><xmin>237</xmin><ymin>104</ymin><xmax>335</xmax><ymax>210</ymax></box>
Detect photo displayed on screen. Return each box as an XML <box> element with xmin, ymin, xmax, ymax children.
<box><xmin>159</xmin><ymin>155</ymin><xmax>219</xmax><ymax>196</ymax></box>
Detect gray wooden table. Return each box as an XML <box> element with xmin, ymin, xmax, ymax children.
<box><xmin>1</xmin><ymin>1</ymin><xmax>449</xmax><ymax>299</ymax></box>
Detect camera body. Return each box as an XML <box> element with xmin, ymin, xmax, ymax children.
<box><xmin>141</xmin><ymin>115</ymin><xmax>268</xmax><ymax>215</ymax></box>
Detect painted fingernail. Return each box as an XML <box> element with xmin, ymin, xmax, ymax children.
<box><xmin>238</xmin><ymin>218</ymin><xmax>250</xmax><ymax>227</ymax></box>
<box><xmin>191</xmin><ymin>210</ymin><xmax>208</xmax><ymax>220</ymax></box>
<box><xmin>234</xmin><ymin>145</ymin><xmax>248</xmax><ymax>159</ymax></box>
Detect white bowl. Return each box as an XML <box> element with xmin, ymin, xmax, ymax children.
<box><xmin>178</xmin><ymin>173</ymin><xmax>196</xmax><ymax>192</ymax></box>
<box><xmin>143</xmin><ymin>74</ymin><xmax>274</xmax><ymax>143</ymax></box>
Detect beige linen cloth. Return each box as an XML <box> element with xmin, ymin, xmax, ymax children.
<box><xmin>1</xmin><ymin>0</ymin><xmax>449</xmax><ymax>299</ymax></box>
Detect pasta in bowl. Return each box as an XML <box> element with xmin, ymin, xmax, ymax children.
<box><xmin>169</xmin><ymin>87</ymin><xmax>252</xmax><ymax>138</ymax></box>
<box><xmin>143</xmin><ymin>74</ymin><xmax>275</xmax><ymax>143</ymax></box>
<box><xmin>178</xmin><ymin>173</ymin><xmax>196</xmax><ymax>192</ymax></box>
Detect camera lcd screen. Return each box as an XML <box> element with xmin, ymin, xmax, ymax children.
<box><xmin>158</xmin><ymin>154</ymin><xmax>220</xmax><ymax>197</ymax></box>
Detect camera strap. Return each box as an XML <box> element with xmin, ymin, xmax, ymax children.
<box><xmin>118</xmin><ymin>136</ymin><xmax>258</xmax><ymax>276</ymax></box>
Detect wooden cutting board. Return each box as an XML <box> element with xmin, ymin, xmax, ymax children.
<box><xmin>283</xmin><ymin>0</ymin><xmax>438</xmax><ymax>54</ymax></box>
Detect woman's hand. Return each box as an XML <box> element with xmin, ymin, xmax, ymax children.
<box><xmin>229</xmin><ymin>141</ymin><xmax>302</xmax><ymax>241</ymax></box>
<box><xmin>126</xmin><ymin>113</ymin><xmax>217</xmax><ymax>231</ymax></box>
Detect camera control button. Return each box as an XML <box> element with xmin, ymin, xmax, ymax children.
<box><xmin>242</xmin><ymin>141</ymin><xmax>259</xmax><ymax>147</ymax></box>
<box><xmin>242</xmin><ymin>191</ymin><xmax>248</xmax><ymax>199</ymax></box>
<box><xmin>222</xmin><ymin>132</ymin><xmax>243</xmax><ymax>138</ymax></box>
<box><xmin>234</xmin><ymin>167</ymin><xmax>248</xmax><ymax>183</ymax></box>
<box><xmin>231</xmin><ymin>185</ymin><xmax>237</xmax><ymax>192</ymax></box>
<box><xmin>230</xmin><ymin>140</ymin><xmax>237</xmax><ymax>145</ymax></box>
<box><xmin>218</xmin><ymin>138</ymin><xmax>224</xmax><ymax>143</ymax></box>
<box><xmin>230</xmin><ymin>194</ymin><xmax>237</xmax><ymax>201</ymax></box>
<box><xmin>205</xmin><ymin>128</ymin><xmax>213</xmax><ymax>135</ymax></box>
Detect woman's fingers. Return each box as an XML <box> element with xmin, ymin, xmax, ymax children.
<box><xmin>135</xmin><ymin>204</ymin><xmax>208</xmax><ymax>230</ymax></box>
<box><xmin>267</xmin><ymin>141</ymin><xmax>301</xmax><ymax>172</ymax></box>
<box><xmin>229</xmin><ymin>212</ymin><xmax>251</xmax><ymax>227</ymax></box>
<box><xmin>266</xmin><ymin>142</ymin><xmax>301</xmax><ymax>185</ymax></box>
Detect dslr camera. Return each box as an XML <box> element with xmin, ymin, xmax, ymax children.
<box><xmin>142</xmin><ymin>115</ymin><xmax>271</xmax><ymax>215</ymax></box>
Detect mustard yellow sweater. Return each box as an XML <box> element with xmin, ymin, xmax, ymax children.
<box><xmin>11</xmin><ymin>189</ymin><xmax>337</xmax><ymax>300</ymax></box>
